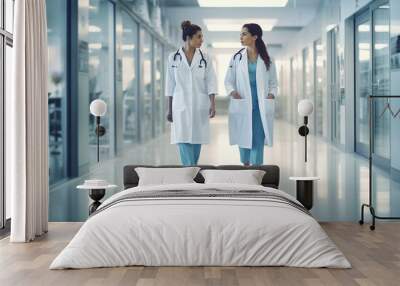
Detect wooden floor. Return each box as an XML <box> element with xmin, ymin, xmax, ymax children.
<box><xmin>0</xmin><ymin>222</ymin><xmax>399</xmax><ymax>286</ymax></box>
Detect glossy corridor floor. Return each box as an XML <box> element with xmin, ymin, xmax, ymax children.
<box><xmin>49</xmin><ymin>116</ymin><xmax>400</xmax><ymax>222</ymax></box>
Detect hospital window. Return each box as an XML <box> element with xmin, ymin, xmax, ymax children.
<box><xmin>313</xmin><ymin>39</ymin><xmax>325</xmax><ymax>137</ymax></box>
<box><xmin>47</xmin><ymin>0</ymin><xmax>68</xmax><ymax>185</ymax></box>
<box><xmin>1</xmin><ymin>0</ymin><xmax>15</xmax><ymax>230</ymax></box>
<box><xmin>88</xmin><ymin>0</ymin><xmax>116</xmax><ymax>162</ymax></box>
<box><xmin>116</xmin><ymin>8</ymin><xmax>140</xmax><ymax>148</ymax></box>
<box><xmin>354</xmin><ymin>1</ymin><xmax>390</xmax><ymax>167</ymax></box>
<box><xmin>153</xmin><ymin>40</ymin><xmax>165</xmax><ymax>136</ymax></box>
<box><xmin>303</xmin><ymin>46</ymin><xmax>314</xmax><ymax>133</ymax></box>
<box><xmin>139</xmin><ymin>28</ymin><xmax>154</xmax><ymax>142</ymax></box>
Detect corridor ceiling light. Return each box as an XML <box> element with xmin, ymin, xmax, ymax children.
<box><xmin>212</xmin><ymin>42</ymin><xmax>242</xmax><ymax>48</ymax></box>
<box><xmin>89</xmin><ymin>25</ymin><xmax>101</xmax><ymax>33</ymax></box>
<box><xmin>198</xmin><ymin>0</ymin><xmax>288</xmax><ymax>7</ymax></box>
<box><xmin>122</xmin><ymin>44</ymin><xmax>135</xmax><ymax>50</ymax></box>
<box><xmin>359</xmin><ymin>50</ymin><xmax>370</xmax><ymax>61</ymax></box>
<box><xmin>204</xmin><ymin>19</ymin><xmax>277</xmax><ymax>31</ymax></box>
<box><xmin>89</xmin><ymin>43</ymin><xmax>102</xmax><ymax>50</ymax></box>
<box><xmin>358</xmin><ymin>25</ymin><xmax>370</xmax><ymax>32</ymax></box>
<box><xmin>374</xmin><ymin>25</ymin><xmax>389</xmax><ymax>32</ymax></box>
<box><xmin>116</xmin><ymin>24</ymin><xmax>123</xmax><ymax>34</ymax></box>
<box><xmin>89</xmin><ymin>57</ymin><xmax>100</xmax><ymax>67</ymax></box>
<box><xmin>375</xmin><ymin>44</ymin><xmax>388</xmax><ymax>50</ymax></box>
<box><xmin>358</xmin><ymin>43</ymin><xmax>370</xmax><ymax>49</ymax></box>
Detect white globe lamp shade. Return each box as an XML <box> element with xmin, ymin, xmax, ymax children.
<box><xmin>90</xmin><ymin>99</ymin><xmax>107</xmax><ymax>117</ymax></box>
<box><xmin>298</xmin><ymin>99</ymin><xmax>314</xmax><ymax>116</ymax></box>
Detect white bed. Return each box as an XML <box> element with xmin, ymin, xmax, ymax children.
<box><xmin>50</xmin><ymin>183</ymin><xmax>351</xmax><ymax>269</ymax></box>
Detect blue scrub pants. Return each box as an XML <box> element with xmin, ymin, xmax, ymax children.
<box><xmin>239</xmin><ymin>107</ymin><xmax>265</xmax><ymax>166</ymax></box>
<box><xmin>177</xmin><ymin>143</ymin><xmax>201</xmax><ymax>166</ymax></box>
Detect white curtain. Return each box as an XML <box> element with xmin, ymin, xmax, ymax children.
<box><xmin>8</xmin><ymin>0</ymin><xmax>49</xmax><ymax>242</ymax></box>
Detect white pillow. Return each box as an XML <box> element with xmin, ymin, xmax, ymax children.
<box><xmin>135</xmin><ymin>167</ymin><xmax>201</xmax><ymax>186</ymax></box>
<box><xmin>200</xmin><ymin>169</ymin><xmax>266</xmax><ymax>185</ymax></box>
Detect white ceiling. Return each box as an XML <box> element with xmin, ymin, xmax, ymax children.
<box><xmin>162</xmin><ymin>0</ymin><xmax>322</xmax><ymax>56</ymax></box>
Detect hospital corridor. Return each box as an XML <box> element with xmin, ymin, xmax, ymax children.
<box><xmin>2</xmin><ymin>0</ymin><xmax>400</xmax><ymax>285</ymax></box>
<box><xmin>49</xmin><ymin>115</ymin><xmax>398</xmax><ymax>223</ymax></box>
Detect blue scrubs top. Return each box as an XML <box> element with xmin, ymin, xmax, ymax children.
<box><xmin>248</xmin><ymin>61</ymin><xmax>265</xmax><ymax>147</ymax></box>
<box><xmin>248</xmin><ymin>61</ymin><xmax>258</xmax><ymax>110</ymax></box>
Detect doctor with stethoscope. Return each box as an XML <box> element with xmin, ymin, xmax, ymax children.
<box><xmin>225</xmin><ymin>23</ymin><xmax>278</xmax><ymax>166</ymax></box>
<box><xmin>165</xmin><ymin>21</ymin><xmax>217</xmax><ymax>166</ymax></box>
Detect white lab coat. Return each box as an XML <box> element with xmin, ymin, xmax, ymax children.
<box><xmin>165</xmin><ymin>48</ymin><xmax>217</xmax><ymax>144</ymax></box>
<box><xmin>224</xmin><ymin>48</ymin><xmax>278</xmax><ymax>148</ymax></box>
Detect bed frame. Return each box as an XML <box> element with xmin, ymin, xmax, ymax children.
<box><xmin>123</xmin><ymin>165</ymin><xmax>280</xmax><ymax>189</ymax></box>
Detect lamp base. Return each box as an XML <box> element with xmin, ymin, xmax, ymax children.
<box><xmin>296</xmin><ymin>180</ymin><xmax>313</xmax><ymax>210</ymax></box>
<box><xmin>95</xmin><ymin>125</ymin><xmax>106</xmax><ymax>136</ymax></box>
<box><xmin>298</xmin><ymin>126</ymin><xmax>309</xmax><ymax>136</ymax></box>
<box><xmin>89</xmin><ymin>189</ymin><xmax>105</xmax><ymax>215</ymax></box>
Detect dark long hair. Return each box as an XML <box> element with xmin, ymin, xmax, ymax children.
<box><xmin>181</xmin><ymin>20</ymin><xmax>202</xmax><ymax>41</ymax></box>
<box><xmin>243</xmin><ymin>23</ymin><xmax>271</xmax><ymax>70</ymax></box>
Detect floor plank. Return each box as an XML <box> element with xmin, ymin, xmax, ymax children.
<box><xmin>0</xmin><ymin>222</ymin><xmax>399</xmax><ymax>286</ymax></box>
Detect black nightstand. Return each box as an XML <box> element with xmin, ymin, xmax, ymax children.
<box><xmin>77</xmin><ymin>182</ymin><xmax>118</xmax><ymax>215</ymax></box>
<box><xmin>289</xmin><ymin>177</ymin><xmax>319</xmax><ymax>210</ymax></box>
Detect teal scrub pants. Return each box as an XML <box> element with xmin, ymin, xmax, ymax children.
<box><xmin>177</xmin><ymin>143</ymin><xmax>201</xmax><ymax>166</ymax></box>
<box><xmin>239</xmin><ymin>107</ymin><xmax>265</xmax><ymax>166</ymax></box>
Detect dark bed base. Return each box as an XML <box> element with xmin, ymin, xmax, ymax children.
<box><xmin>123</xmin><ymin>165</ymin><xmax>280</xmax><ymax>189</ymax></box>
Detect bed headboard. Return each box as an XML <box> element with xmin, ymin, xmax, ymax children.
<box><xmin>123</xmin><ymin>165</ymin><xmax>280</xmax><ymax>189</ymax></box>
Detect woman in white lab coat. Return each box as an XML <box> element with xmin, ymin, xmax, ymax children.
<box><xmin>165</xmin><ymin>21</ymin><xmax>217</xmax><ymax>166</ymax></box>
<box><xmin>225</xmin><ymin>23</ymin><xmax>278</xmax><ymax>166</ymax></box>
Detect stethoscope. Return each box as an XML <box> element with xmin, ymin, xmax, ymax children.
<box><xmin>229</xmin><ymin>48</ymin><xmax>245</xmax><ymax>68</ymax></box>
<box><xmin>172</xmin><ymin>48</ymin><xmax>207</xmax><ymax>68</ymax></box>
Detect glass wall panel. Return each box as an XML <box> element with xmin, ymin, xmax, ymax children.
<box><xmin>118</xmin><ymin>9</ymin><xmax>139</xmax><ymax>146</ymax></box>
<box><xmin>289</xmin><ymin>57</ymin><xmax>295</xmax><ymax>124</ymax></box>
<box><xmin>140</xmin><ymin>29</ymin><xmax>153</xmax><ymax>141</ymax></box>
<box><xmin>372</xmin><ymin>4</ymin><xmax>390</xmax><ymax>161</ymax></box>
<box><xmin>88</xmin><ymin>0</ymin><xmax>115</xmax><ymax>162</ymax></box>
<box><xmin>154</xmin><ymin>40</ymin><xmax>164</xmax><ymax>136</ymax></box>
<box><xmin>291</xmin><ymin>56</ymin><xmax>298</xmax><ymax>125</ymax></box>
<box><xmin>328</xmin><ymin>27</ymin><xmax>341</xmax><ymax>144</ymax></box>
<box><xmin>303</xmin><ymin>47</ymin><xmax>314</xmax><ymax>99</ymax></box>
<box><xmin>303</xmin><ymin>46</ymin><xmax>314</xmax><ymax>132</ymax></box>
<box><xmin>355</xmin><ymin>12</ymin><xmax>372</xmax><ymax>156</ymax></box>
<box><xmin>314</xmin><ymin>39</ymin><xmax>325</xmax><ymax>136</ymax></box>
<box><xmin>355</xmin><ymin>2</ymin><xmax>390</xmax><ymax>165</ymax></box>
<box><xmin>277</xmin><ymin>60</ymin><xmax>290</xmax><ymax>122</ymax></box>
<box><xmin>294</xmin><ymin>54</ymin><xmax>303</xmax><ymax>125</ymax></box>
<box><xmin>47</xmin><ymin>0</ymin><xmax>68</xmax><ymax>185</ymax></box>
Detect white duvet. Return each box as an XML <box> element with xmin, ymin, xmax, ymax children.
<box><xmin>50</xmin><ymin>183</ymin><xmax>351</xmax><ymax>269</ymax></box>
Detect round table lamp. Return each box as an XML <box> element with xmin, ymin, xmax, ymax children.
<box><xmin>298</xmin><ymin>99</ymin><xmax>314</xmax><ymax>117</ymax></box>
